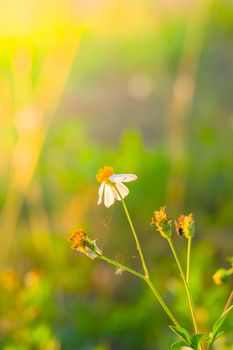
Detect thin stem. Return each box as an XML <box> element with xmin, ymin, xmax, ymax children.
<box><xmin>222</xmin><ymin>303</ymin><xmax>233</xmax><ymax>315</ymax></box>
<box><xmin>100</xmin><ymin>255</ymin><xmax>146</xmax><ymax>280</ymax></box>
<box><xmin>146</xmin><ymin>278</ymin><xmax>181</xmax><ymax>328</ymax></box>
<box><xmin>119</xmin><ymin>194</ymin><xmax>149</xmax><ymax>278</ymax></box>
<box><xmin>167</xmin><ymin>238</ymin><xmax>199</xmax><ymax>334</ymax></box>
<box><xmin>186</xmin><ymin>238</ymin><xmax>192</xmax><ymax>283</ymax></box>
<box><xmin>223</xmin><ymin>290</ymin><xmax>233</xmax><ymax>313</ymax></box>
<box><xmin>99</xmin><ymin>254</ymin><xmax>180</xmax><ymax>327</ymax></box>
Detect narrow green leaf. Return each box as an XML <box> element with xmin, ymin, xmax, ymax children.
<box><xmin>207</xmin><ymin>305</ymin><xmax>233</xmax><ymax>345</ymax></box>
<box><xmin>169</xmin><ymin>325</ymin><xmax>191</xmax><ymax>343</ymax></box>
<box><xmin>171</xmin><ymin>340</ymin><xmax>189</xmax><ymax>349</ymax></box>
<box><xmin>207</xmin><ymin>330</ymin><xmax>224</xmax><ymax>345</ymax></box>
<box><xmin>191</xmin><ymin>334</ymin><xmax>204</xmax><ymax>349</ymax></box>
<box><xmin>215</xmin><ymin>330</ymin><xmax>224</xmax><ymax>340</ymax></box>
<box><xmin>212</xmin><ymin>305</ymin><xmax>233</xmax><ymax>338</ymax></box>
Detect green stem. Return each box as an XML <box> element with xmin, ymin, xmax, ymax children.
<box><xmin>119</xmin><ymin>194</ymin><xmax>149</xmax><ymax>278</ymax></box>
<box><xmin>146</xmin><ymin>278</ymin><xmax>181</xmax><ymax>327</ymax></box>
<box><xmin>99</xmin><ymin>254</ymin><xmax>180</xmax><ymax>327</ymax></box>
<box><xmin>223</xmin><ymin>290</ymin><xmax>233</xmax><ymax>313</ymax></box>
<box><xmin>167</xmin><ymin>238</ymin><xmax>199</xmax><ymax>335</ymax></box>
<box><xmin>100</xmin><ymin>255</ymin><xmax>146</xmax><ymax>280</ymax></box>
<box><xmin>186</xmin><ymin>238</ymin><xmax>192</xmax><ymax>284</ymax></box>
<box><xmin>222</xmin><ymin>303</ymin><xmax>233</xmax><ymax>315</ymax></box>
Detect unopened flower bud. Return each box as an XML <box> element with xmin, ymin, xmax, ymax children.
<box><xmin>69</xmin><ymin>229</ymin><xmax>102</xmax><ymax>259</ymax></box>
<box><xmin>175</xmin><ymin>214</ymin><xmax>195</xmax><ymax>239</ymax></box>
<box><xmin>213</xmin><ymin>268</ymin><xmax>230</xmax><ymax>286</ymax></box>
<box><xmin>151</xmin><ymin>206</ymin><xmax>172</xmax><ymax>238</ymax></box>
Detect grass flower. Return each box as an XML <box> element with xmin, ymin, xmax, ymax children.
<box><xmin>96</xmin><ymin>166</ymin><xmax>137</xmax><ymax>208</ymax></box>
<box><xmin>69</xmin><ymin>229</ymin><xmax>102</xmax><ymax>259</ymax></box>
<box><xmin>175</xmin><ymin>214</ymin><xmax>195</xmax><ymax>239</ymax></box>
<box><xmin>151</xmin><ymin>206</ymin><xmax>172</xmax><ymax>238</ymax></box>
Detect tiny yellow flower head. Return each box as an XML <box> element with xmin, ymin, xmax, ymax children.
<box><xmin>175</xmin><ymin>214</ymin><xmax>195</xmax><ymax>239</ymax></box>
<box><xmin>213</xmin><ymin>268</ymin><xmax>230</xmax><ymax>286</ymax></box>
<box><xmin>69</xmin><ymin>229</ymin><xmax>102</xmax><ymax>259</ymax></box>
<box><xmin>151</xmin><ymin>206</ymin><xmax>172</xmax><ymax>238</ymax></box>
<box><xmin>96</xmin><ymin>166</ymin><xmax>114</xmax><ymax>183</ymax></box>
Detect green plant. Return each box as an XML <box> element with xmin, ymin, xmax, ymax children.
<box><xmin>69</xmin><ymin>166</ymin><xmax>233</xmax><ymax>350</ymax></box>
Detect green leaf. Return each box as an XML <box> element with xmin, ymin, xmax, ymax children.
<box><xmin>208</xmin><ymin>305</ymin><xmax>233</xmax><ymax>344</ymax></box>
<box><xmin>170</xmin><ymin>340</ymin><xmax>189</xmax><ymax>349</ymax></box>
<box><xmin>215</xmin><ymin>330</ymin><xmax>224</xmax><ymax>340</ymax></box>
<box><xmin>191</xmin><ymin>334</ymin><xmax>204</xmax><ymax>349</ymax></box>
<box><xmin>169</xmin><ymin>325</ymin><xmax>191</xmax><ymax>344</ymax></box>
<box><xmin>207</xmin><ymin>330</ymin><xmax>225</xmax><ymax>345</ymax></box>
<box><xmin>212</xmin><ymin>305</ymin><xmax>233</xmax><ymax>337</ymax></box>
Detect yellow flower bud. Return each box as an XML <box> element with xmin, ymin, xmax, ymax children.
<box><xmin>213</xmin><ymin>268</ymin><xmax>230</xmax><ymax>285</ymax></box>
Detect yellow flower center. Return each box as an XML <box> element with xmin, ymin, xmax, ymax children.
<box><xmin>151</xmin><ymin>206</ymin><xmax>170</xmax><ymax>227</ymax></box>
<box><xmin>69</xmin><ymin>229</ymin><xmax>87</xmax><ymax>250</ymax></box>
<box><xmin>176</xmin><ymin>214</ymin><xmax>194</xmax><ymax>238</ymax></box>
<box><xmin>96</xmin><ymin>166</ymin><xmax>114</xmax><ymax>183</ymax></box>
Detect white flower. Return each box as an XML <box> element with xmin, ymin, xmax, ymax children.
<box><xmin>96</xmin><ymin>167</ymin><xmax>137</xmax><ymax>208</ymax></box>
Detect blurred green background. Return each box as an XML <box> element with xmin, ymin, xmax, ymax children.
<box><xmin>0</xmin><ymin>0</ymin><xmax>232</xmax><ymax>349</ymax></box>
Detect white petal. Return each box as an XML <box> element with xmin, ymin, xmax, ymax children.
<box><xmin>111</xmin><ymin>186</ymin><xmax>121</xmax><ymax>200</ymax></box>
<box><xmin>97</xmin><ymin>182</ymin><xmax>105</xmax><ymax>205</ymax></box>
<box><xmin>115</xmin><ymin>182</ymin><xmax>129</xmax><ymax>199</ymax></box>
<box><xmin>109</xmin><ymin>173</ymin><xmax>137</xmax><ymax>183</ymax></box>
<box><xmin>104</xmin><ymin>184</ymin><xmax>115</xmax><ymax>208</ymax></box>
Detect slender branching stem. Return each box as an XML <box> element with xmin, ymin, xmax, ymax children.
<box><xmin>167</xmin><ymin>238</ymin><xmax>199</xmax><ymax>335</ymax></box>
<box><xmin>146</xmin><ymin>278</ymin><xmax>181</xmax><ymax>327</ymax></box>
<box><xmin>116</xmin><ymin>190</ymin><xmax>149</xmax><ymax>278</ymax></box>
<box><xmin>99</xmin><ymin>254</ymin><xmax>180</xmax><ymax>327</ymax></box>
<box><xmin>100</xmin><ymin>255</ymin><xmax>146</xmax><ymax>280</ymax></box>
<box><xmin>223</xmin><ymin>290</ymin><xmax>233</xmax><ymax>313</ymax></box>
<box><xmin>186</xmin><ymin>238</ymin><xmax>192</xmax><ymax>284</ymax></box>
<box><xmin>222</xmin><ymin>304</ymin><xmax>233</xmax><ymax>315</ymax></box>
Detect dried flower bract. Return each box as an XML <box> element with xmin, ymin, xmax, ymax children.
<box><xmin>175</xmin><ymin>214</ymin><xmax>195</xmax><ymax>239</ymax></box>
<box><xmin>151</xmin><ymin>206</ymin><xmax>172</xmax><ymax>238</ymax></box>
<box><xmin>69</xmin><ymin>229</ymin><xmax>102</xmax><ymax>259</ymax></box>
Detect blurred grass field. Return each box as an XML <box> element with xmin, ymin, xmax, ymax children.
<box><xmin>0</xmin><ymin>1</ymin><xmax>233</xmax><ymax>349</ymax></box>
